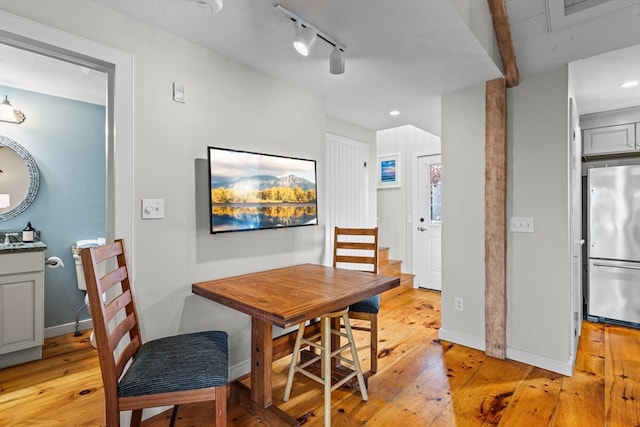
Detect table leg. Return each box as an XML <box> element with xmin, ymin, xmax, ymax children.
<box><xmin>251</xmin><ymin>317</ymin><xmax>272</xmax><ymax>407</ymax></box>
<box><xmin>229</xmin><ymin>317</ymin><xmax>300</xmax><ymax>426</ymax></box>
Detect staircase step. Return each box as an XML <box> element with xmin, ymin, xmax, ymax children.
<box><xmin>379</xmin><ymin>259</ymin><xmax>401</xmax><ymax>277</ymax></box>
<box><xmin>381</xmin><ymin>273</ymin><xmax>414</xmax><ymax>302</ymax></box>
<box><xmin>378</xmin><ymin>246</ymin><xmax>390</xmax><ymax>265</ymax></box>
<box><xmin>399</xmin><ymin>272</ymin><xmax>414</xmax><ymax>290</ymax></box>
<box><xmin>376</xmin><ymin>246</ymin><xmax>411</xmax><ymax>302</ymax></box>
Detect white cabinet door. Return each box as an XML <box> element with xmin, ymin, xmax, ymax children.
<box><xmin>583</xmin><ymin>124</ymin><xmax>635</xmax><ymax>155</ymax></box>
<box><xmin>0</xmin><ymin>273</ymin><xmax>43</xmax><ymax>354</ymax></box>
<box><xmin>0</xmin><ymin>251</ymin><xmax>44</xmax><ymax>359</ymax></box>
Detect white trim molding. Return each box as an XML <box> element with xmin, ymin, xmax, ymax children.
<box><xmin>439</xmin><ymin>327</ymin><xmax>575</xmax><ymax>376</ymax></box>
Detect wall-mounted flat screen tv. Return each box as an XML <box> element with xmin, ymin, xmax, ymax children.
<box><xmin>208</xmin><ymin>146</ymin><xmax>318</xmax><ymax>234</ymax></box>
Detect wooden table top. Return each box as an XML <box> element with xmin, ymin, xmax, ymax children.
<box><xmin>192</xmin><ymin>263</ymin><xmax>400</xmax><ymax>328</ymax></box>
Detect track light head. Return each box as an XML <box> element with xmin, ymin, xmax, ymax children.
<box><xmin>197</xmin><ymin>0</ymin><xmax>223</xmax><ymax>14</ymax></box>
<box><xmin>293</xmin><ymin>24</ymin><xmax>317</xmax><ymax>57</ymax></box>
<box><xmin>330</xmin><ymin>46</ymin><xmax>345</xmax><ymax>75</ymax></box>
<box><xmin>275</xmin><ymin>4</ymin><xmax>345</xmax><ymax>74</ymax></box>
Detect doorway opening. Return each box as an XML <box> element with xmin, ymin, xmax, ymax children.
<box><xmin>0</xmin><ymin>12</ymin><xmax>133</xmax><ymax>336</ymax></box>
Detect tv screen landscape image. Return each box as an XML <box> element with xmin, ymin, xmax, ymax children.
<box><xmin>208</xmin><ymin>146</ymin><xmax>318</xmax><ymax>234</ymax></box>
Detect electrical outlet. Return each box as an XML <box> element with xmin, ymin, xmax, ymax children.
<box><xmin>455</xmin><ymin>297</ymin><xmax>464</xmax><ymax>311</ymax></box>
<box><xmin>141</xmin><ymin>199</ymin><xmax>164</xmax><ymax>219</ymax></box>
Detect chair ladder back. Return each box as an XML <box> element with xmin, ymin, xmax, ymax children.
<box><xmin>81</xmin><ymin>239</ymin><xmax>142</xmax><ymax>391</ymax></box>
<box><xmin>333</xmin><ymin>227</ymin><xmax>379</xmax><ymax>274</ymax></box>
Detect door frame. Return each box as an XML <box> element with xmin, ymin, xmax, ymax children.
<box><xmin>569</xmin><ymin>98</ymin><xmax>583</xmax><ymax>356</ymax></box>
<box><xmin>0</xmin><ymin>11</ymin><xmax>134</xmax><ymax>261</ymax></box>
<box><xmin>411</xmin><ymin>148</ymin><xmax>441</xmax><ymax>289</ymax></box>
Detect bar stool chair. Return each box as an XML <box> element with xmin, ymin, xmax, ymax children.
<box><xmin>283</xmin><ymin>307</ymin><xmax>368</xmax><ymax>427</ymax></box>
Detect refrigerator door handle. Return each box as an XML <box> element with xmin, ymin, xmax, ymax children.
<box><xmin>592</xmin><ymin>261</ymin><xmax>640</xmax><ymax>271</ymax></box>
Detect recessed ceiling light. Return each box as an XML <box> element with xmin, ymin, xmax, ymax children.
<box><xmin>389</xmin><ymin>110</ymin><xmax>400</xmax><ymax>116</ymax></box>
<box><xmin>620</xmin><ymin>80</ymin><xmax>639</xmax><ymax>89</ymax></box>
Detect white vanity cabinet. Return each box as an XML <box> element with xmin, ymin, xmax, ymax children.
<box><xmin>0</xmin><ymin>249</ymin><xmax>45</xmax><ymax>368</ymax></box>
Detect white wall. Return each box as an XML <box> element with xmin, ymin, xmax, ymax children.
<box><xmin>448</xmin><ymin>0</ymin><xmax>502</xmax><ymax>73</ymax></box>
<box><xmin>440</xmin><ymin>66</ymin><xmax>575</xmax><ymax>375</ymax></box>
<box><xmin>506</xmin><ymin>66</ymin><xmax>572</xmax><ymax>369</ymax></box>
<box><xmin>0</xmin><ymin>0</ymin><xmax>374</xmax><ymax>378</ymax></box>
<box><xmin>440</xmin><ymin>85</ymin><xmax>487</xmax><ymax>347</ymax></box>
<box><xmin>376</xmin><ymin>125</ymin><xmax>441</xmax><ymax>272</ymax></box>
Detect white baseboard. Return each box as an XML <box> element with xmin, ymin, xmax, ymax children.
<box><xmin>230</xmin><ymin>359</ymin><xmax>251</xmax><ymax>381</ymax></box>
<box><xmin>438</xmin><ymin>328</ymin><xmax>486</xmax><ymax>351</ymax></box>
<box><xmin>44</xmin><ymin>319</ymin><xmax>93</xmax><ymax>339</ymax></box>
<box><xmin>438</xmin><ymin>328</ymin><xmax>575</xmax><ymax>376</ymax></box>
<box><xmin>506</xmin><ymin>347</ymin><xmax>575</xmax><ymax>376</ymax></box>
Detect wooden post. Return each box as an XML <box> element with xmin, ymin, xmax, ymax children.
<box><xmin>485</xmin><ymin>77</ymin><xmax>507</xmax><ymax>359</ymax></box>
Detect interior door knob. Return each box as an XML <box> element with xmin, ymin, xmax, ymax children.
<box><xmin>418</xmin><ymin>227</ymin><xmax>427</xmax><ymax>232</ymax></box>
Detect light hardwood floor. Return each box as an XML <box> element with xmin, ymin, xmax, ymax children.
<box><xmin>1</xmin><ymin>287</ymin><xmax>638</xmax><ymax>426</ymax></box>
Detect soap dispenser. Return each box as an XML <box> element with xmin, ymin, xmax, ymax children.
<box><xmin>22</xmin><ymin>222</ymin><xmax>35</xmax><ymax>242</ymax></box>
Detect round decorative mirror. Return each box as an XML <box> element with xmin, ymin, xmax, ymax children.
<box><xmin>0</xmin><ymin>135</ymin><xmax>39</xmax><ymax>222</ymax></box>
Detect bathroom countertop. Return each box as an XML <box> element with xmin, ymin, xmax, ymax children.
<box><xmin>0</xmin><ymin>241</ymin><xmax>47</xmax><ymax>253</ymax></box>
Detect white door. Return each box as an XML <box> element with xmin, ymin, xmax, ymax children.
<box><xmin>325</xmin><ymin>133</ymin><xmax>370</xmax><ymax>266</ymax></box>
<box><xmin>412</xmin><ymin>153</ymin><xmax>442</xmax><ymax>290</ymax></box>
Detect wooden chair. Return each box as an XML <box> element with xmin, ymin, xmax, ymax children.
<box><xmin>333</xmin><ymin>226</ymin><xmax>380</xmax><ymax>373</ymax></box>
<box><xmin>80</xmin><ymin>239</ymin><xmax>228</xmax><ymax>427</ymax></box>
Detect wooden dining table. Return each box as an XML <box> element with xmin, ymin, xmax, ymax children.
<box><xmin>192</xmin><ymin>263</ymin><xmax>400</xmax><ymax>427</ymax></box>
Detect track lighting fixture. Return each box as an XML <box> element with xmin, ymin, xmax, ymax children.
<box><xmin>293</xmin><ymin>24</ymin><xmax>317</xmax><ymax>57</ymax></box>
<box><xmin>275</xmin><ymin>4</ymin><xmax>346</xmax><ymax>75</ymax></box>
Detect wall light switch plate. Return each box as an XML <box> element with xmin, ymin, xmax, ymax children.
<box><xmin>172</xmin><ymin>83</ymin><xmax>185</xmax><ymax>103</ymax></box>
<box><xmin>142</xmin><ymin>199</ymin><xmax>164</xmax><ymax>219</ymax></box>
<box><xmin>510</xmin><ymin>217</ymin><xmax>534</xmax><ymax>233</ymax></box>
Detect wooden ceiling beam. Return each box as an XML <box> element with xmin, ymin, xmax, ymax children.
<box><xmin>487</xmin><ymin>0</ymin><xmax>519</xmax><ymax>88</ymax></box>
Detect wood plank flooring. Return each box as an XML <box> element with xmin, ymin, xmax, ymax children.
<box><xmin>1</xmin><ymin>287</ymin><xmax>638</xmax><ymax>426</ymax></box>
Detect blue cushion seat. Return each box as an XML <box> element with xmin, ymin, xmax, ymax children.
<box><xmin>118</xmin><ymin>330</ymin><xmax>228</xmax><ymax>398</ymax></box>
<box><xmin>349</xmin><ymin>295</ymin><xmax>380</xmax><ymax>314</ymax></box>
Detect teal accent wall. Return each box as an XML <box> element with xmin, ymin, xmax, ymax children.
<box><xmin>0</xmin><ymin>85</ymin><xmax>105</xmax><ymax>329</ymax></box>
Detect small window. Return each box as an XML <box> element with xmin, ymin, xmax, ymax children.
<box><xmin>429</xmin><ymin>163</ymin><xmax>442</xmax><ymax>224</ymax></box>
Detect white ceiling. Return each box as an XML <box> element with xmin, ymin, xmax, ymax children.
<box><xmin>506</xmin><ymin>0</ymin><xmax>640</xmax><ymax>116</ymax></box>
<box><xmin>571</xmin><ymin>43</ymin><xmax>640</xmax><ymax>115</ymax></box>
<box><xmin>0</xmin><ymin>0</ymin><xmax>639</xmax><ymax>133</ymax></box>
<box><xmin>0</xmin><ymin>43</ymin><xmax>108</xmax><ymax>107</ymax></box>
<box><xmin>91</xmin><ymin>0</ymin><xmax>504</xmax><ymax>135</ymax></box>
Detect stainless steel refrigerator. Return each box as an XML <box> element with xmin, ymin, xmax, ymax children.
<box><xmin>587</xmin><ymin>165</ymin><xmax>640</xmax><ymax>325</ymax></box>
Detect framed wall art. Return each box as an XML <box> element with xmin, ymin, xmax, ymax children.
<box><xmin>377</xmin><ymin>153</ymin><xmax>400</xmax><ymax>188</ymax></box>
